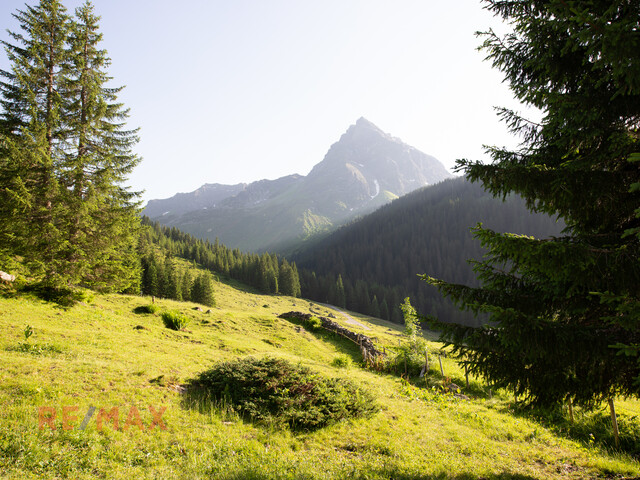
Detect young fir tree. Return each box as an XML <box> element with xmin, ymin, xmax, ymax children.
<box><xmin>180</xmin><ymin>270</ymin><xmax>192</xmax><ymax>302</ymax></box>
<box><xmin>333</xmin><ymin>274</ymin><xmax>346</xmax><ymax>308</ymax></box>
<box><xmin>424</xmin><ymin>1</ymin><xmax>640</xmax><ymax>407</ymax></box>
<box><xmin>0</xmin><ymin>0</ymin><xmax>140</xmax><ymax>293</ymax></box>
<box><xmin>198</xmin><ymin>272</ymin><xmax>215</xmax><ymax>307</ymax></box>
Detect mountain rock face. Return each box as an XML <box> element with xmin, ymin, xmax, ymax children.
<box><xmin>144</xmin><ymin>118</ymin><xmax>453</xmax><ymax>252</ymax></box>
<box><xmin>144</xmin><ymin>183</ymin><xmax>246</xmax><ymax>218</ymax></box>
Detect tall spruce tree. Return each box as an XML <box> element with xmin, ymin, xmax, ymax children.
<box><xmin>0</xmin><ymin>0</ymin><xmax>71</xmax><ymax>285</ymax></box>
<box><xmin>0</xmin><ymin>0</ymin><xmax>141</xmax><ymax>292</ymax></box>
<box><xmin>63</xmin><ymin>1</ymin><xmax>141</xmax><ymax>291</ymax></box>
<box><xmin>424</xmin><ymin>0</ymin><xmax>640</xmax><ymax>407</ymax></box>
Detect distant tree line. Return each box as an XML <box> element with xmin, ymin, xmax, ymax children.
<box><xmin>295</xmin><ymin>179</ymin><xmax>564</xmax><ymax>326</ymax></box>
<box><xmin>140</xmin><ymin>217</ymin><xmax>301</xmax><ymax>298</ymax></box>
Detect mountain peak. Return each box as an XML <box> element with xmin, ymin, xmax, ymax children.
<box><xmin>355</xmin><ymin>116</ymin><xmax>377</xmax><ymax>128</ymax></box>
<box><xmin>339</xmin><ymin>117</ymin><xmax>398</xmax><ymax>147</ymax></box>
<box><xmin>351</xmin><ymin>117</ymin><xmax>385</xmax><ymax>135</ymax></box>
<box><xmin>145</xmin><ymin>119</ymin><xmax>453</xmax><ymax>252</ymax></box>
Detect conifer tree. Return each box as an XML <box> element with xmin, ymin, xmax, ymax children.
<box><xmin>63</xmin><ymin>1</ymin><xmax>141</xmax><ymax>291</ymax></box>
<box><xmin>180</xmin><ymin>270</ymin><xmax>192</xmax><ymax>302</ymax></box>
<box><xmin>334</xmin><ymin>274</ymin><xmax>346</xmax><ymax>308</ymax></box>
<box><xmin>423</xmin><ymin>0</ymin><xmax>640</xmax><ymax>406</ymax></box>
<box><xmin>370</xmin><ymin>295</ymin><xmax>380</xmax><ymax>318</ymax></box>
<box><xmin>0</xmin><ymin>0</ymin><xmax>71</xmax><ymax>286</ymax></box>
<box><xmin>290</xmin><ymin>262</ymin><xmax>301</xmax><ymax>298</ymax></box>
<box><xmin>278</xmin><ymin>259</ymin><xmax>301</xmax><ymax>297</ymax></box>
<box><xmin>141</xmin><ymin>256</ymin><xmax>158</xmax><ymax>296</ymax></box>
<box><xmin>380</xmin><ymin>298</ymin><xmax>390</xmax><ymax>322</ymax></box>
<box><xmin>0</xmin><ymin>0</ymin><xmax>140</xmax><ymax>292</ymax></box>
<box><xmin>198</xmin><ymin>272</ymin><xmax>215</xmax><ymax>307</ymax></box>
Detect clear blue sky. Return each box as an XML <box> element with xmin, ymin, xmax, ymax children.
<box><xmin>0</xmin><ymin>0</ymin><xmax>529</xmax><ymax>204</ymax></box>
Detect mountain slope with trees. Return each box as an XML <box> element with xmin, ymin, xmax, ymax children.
<box><xmin>294</xmin><ymin>177</ymin><xmax>564</xmax><ymax>326</ymax></box>
<box><xmin>139</xmin><ymin>217</ymin><xmax>301</xmax><ymax>300</ymax></box>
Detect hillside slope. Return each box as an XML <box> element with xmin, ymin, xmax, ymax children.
<box><xmin>294</xmin><ymin>177</ymin><xmax>566</xmax><ymax>326</ymax></box>
<box><xmin>144</xmin><ymin>118</ymin><xmax>452</xmax><ymax>253</ymax></box>
<box><xmin>1</xmin><ymin>284</ymin><xmax>639</xmax><ymax>479</ymax></box>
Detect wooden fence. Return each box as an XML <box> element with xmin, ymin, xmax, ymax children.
<box><xmin>279</xmin><ymin>311</ymin><xmax>386</xmax><ymax>366</ymax></box>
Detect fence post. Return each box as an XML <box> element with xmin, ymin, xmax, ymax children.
<box><xmin>438</xmin><ymin>355</ymin><xmax>444</xmax><ymax>377</ymax></box>
<box><xmin>567</xmin><ymin>397</ymin><xmax>574</xmax><ymax>424</ymax></box>
<box><xmin>464</xmin><ymin>364</ymin><xmax>469</xmax><ymax>389</ymax></box>
<box><xmin>424</xmin><ymin>347</ymin><xmax>429</xmax><ymax>374</ymax></box>
<box><xmin>609</xmin><ymin>398</ymin><xmax>620</xmax><ymax>448</ymax></box>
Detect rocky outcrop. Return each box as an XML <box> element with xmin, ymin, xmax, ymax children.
<box><xmin>0</xmin><ymin>271</ymin><xmax>15</xmax><ymax>283</ymax></box>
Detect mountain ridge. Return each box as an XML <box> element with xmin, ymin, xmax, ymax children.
<box><xmin>144</xmin><ymin>118</ymin><xmax>453</xmax><ymax>252</ymax></box>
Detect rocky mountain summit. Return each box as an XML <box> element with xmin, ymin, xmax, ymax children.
<box><xmin>144</xmin><ymin>118</ymin><xmax>453</xmax><ymax>252</ymax></box>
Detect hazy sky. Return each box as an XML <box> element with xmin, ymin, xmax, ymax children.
<box><xmin>0</xmin><ymin>0</ymin><xmax>528</xmax><ymax>204</ymax></box>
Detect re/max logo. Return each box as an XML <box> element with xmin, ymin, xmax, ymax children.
<box><xmin>38</xmin><ymin>405</ymin><xmax>167</xmax><ymax>432</ymax></box>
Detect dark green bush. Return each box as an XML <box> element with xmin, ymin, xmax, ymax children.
<box><xmin>161</xmin><ymin>310</ymin><xmax>189</xmax><ymax>330</ymax></box>
<box><xmin>134</xmin><ymin>304</ymin><xmax>159</xmax><ymax>315</ymax></box>
<box><xmin>186</xmin><ymin>356</ymin><xmax>378</xmax><ymax>430</ymax></box>
<box><xmin>282</xmin><ymin>313</ymin><xmax>323</xmax><ymax>332</ymax></box>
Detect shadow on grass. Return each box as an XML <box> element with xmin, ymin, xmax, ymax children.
<box><xmin>18</xmin><ymin>283</ymin><xmax>90</xmax><ymax>308</ymax></box>
<box><xmin>216</xmin><ymin>467</ymin><xmax>539</xmax><ymax>480</ymax></box>
<box><xmin>501</xmin><ymin>402</ymin><xmax>640</xmax><ymax>459</ymax></box>
<box><xmin>280</xmin><ymin>314</ymin><xmax>363</xmax><ymax>364</ymax></box>
<box><xmin>216</xmin><ymin>275</ymin><xmax>266</xmax><ymax>295</ymax></box>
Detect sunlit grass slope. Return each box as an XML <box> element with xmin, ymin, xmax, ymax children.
<box><xmin>1</xmin><ymin>280</ymin><xmax>639</xmax><ymax>479</ymax></box>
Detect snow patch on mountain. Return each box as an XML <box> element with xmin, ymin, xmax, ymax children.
<box><xmin>370</xmin><ymin>179</ymin><xmax>380</xmax><ymax>199</ymax></box>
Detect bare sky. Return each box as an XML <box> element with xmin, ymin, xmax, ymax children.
<box><xmin>0</xmin><ymin>0</ymin><xmax>529</xmax><ymax>204</ymax></box>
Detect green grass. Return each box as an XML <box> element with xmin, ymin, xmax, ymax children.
<box><xmin>1</xmin><ymin>282</ymin><xmax>639</xmax><ymax>479</ymax></box>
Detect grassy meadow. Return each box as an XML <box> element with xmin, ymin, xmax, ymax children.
<box><xmin>1</xmin><ymin>278</ymin><xmax>639</xmax><ymax>479</ymax></box>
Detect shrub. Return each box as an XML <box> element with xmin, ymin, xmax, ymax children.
<box><xmin>134</xmin><ymin>304</ymin><xmax>159</xmax><ymax>315</ymax></box>
<box><xmin>306</xmin><ymin>316</ymin><xmax>323</xmax><ymax>331</ymax></box>
<box><xmin>331</xmin><ymin>354</ymin><xmax>352</xmax><ymax>369</ymax></box>
<box><xmin>186</xmin><ymin>357</ymin><xmax>378</xmax><ymax>430</ymax></box>
<box><xmin>282</xmin><ymin>313</ymin><xmax>323</xmax><ymax>332</ymax></box>
<box><xmin>161</xmin><ymin>311</ymin><xmax>189</xmax><ymax>330</ymax></box>
<box><xmin>385</xmin><ymin>347</ymin><xmax>429</xmax><ymax>377</ymax></box>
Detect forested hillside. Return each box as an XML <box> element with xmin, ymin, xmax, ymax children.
<box><xmin>294</xmin><ymin>177</ymin><xmax>564</xmax><ymax>326</ymax></box>
<box><xmin>140</xmin><ymin>218</ymin><xmax>302</xmax><ymax>299</ymax></box>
